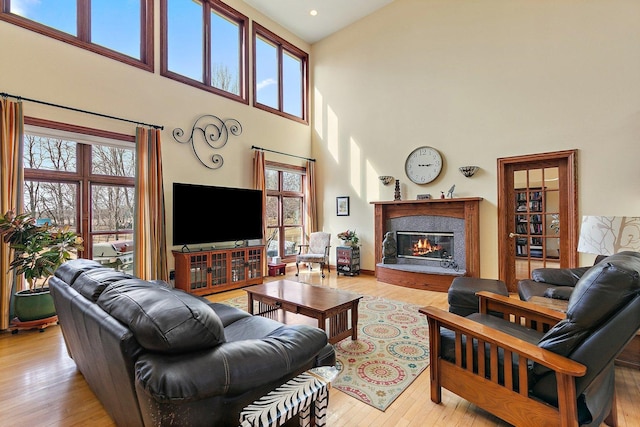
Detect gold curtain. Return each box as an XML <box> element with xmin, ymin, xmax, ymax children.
<box><xmin>253</xmin><ymin>150</ymin><xmax>266</xmax><ymax>273</ymax></box>
<box><xmin>304</xmin><ymin>160</ymin><xmax>318</xmax><ymax>238</ymax></box>
<box><xmin>134</xmin><ymin>127</ymin><xmax>169</xmax><ymax>281</ymax></box>
<box><xmin>0</xmin><ymin>99</ymin><xmax>24</xmax><ymax>329</ymax></box>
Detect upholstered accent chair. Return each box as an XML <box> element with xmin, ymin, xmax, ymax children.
<box><xmin>421</xmin><ymin>251</ymin><xmax>640</xmax><ymax>427</ymax></box>
<box><xmin>296</xmin><ymin>232</ymin><xmax>331</xmax><ymax>278</ymax></box>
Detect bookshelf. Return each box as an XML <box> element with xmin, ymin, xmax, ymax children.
<box><xmin>515</xmin><ymin>188</ymin><xmax>558</xmax><ymax>259</ymax></box>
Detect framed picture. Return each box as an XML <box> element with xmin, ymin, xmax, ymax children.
<box><xmin>336</xmin><ymin>196</ymin><xmax>350</xmax><ymax>216</ymax></box>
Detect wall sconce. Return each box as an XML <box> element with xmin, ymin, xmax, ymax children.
<box><xmin>379</xmin><ymin>176</ymin><xmax>394</xmax><ymax>185</ymax></box>
<box><xmin>459</xmin><ymin>166</ymin><xmax>479</xmax><ymax>178</ymax></box>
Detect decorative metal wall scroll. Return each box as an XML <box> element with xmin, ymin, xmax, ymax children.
<box><xmin>172</xmin><ymin>114</ymin><xmax>242</xmax><ymax>169</ymax></box>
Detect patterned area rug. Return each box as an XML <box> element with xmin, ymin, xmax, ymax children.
<box><xmin>220</xmin><ymin>293</ymin><xmax>430</xmax><ymax>411</ymax></box>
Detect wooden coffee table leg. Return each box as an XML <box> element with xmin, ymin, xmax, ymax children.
<box><xmin>317</xmin><ymin>313</ymin><xmax>327</xmax><ymax>335</ymax></box>
<box><xmin>351</xmin><ymin>301</ymin><xmax>359</xmax><ymax>341</ymax></box>
<box><xmin>247</xmin><ymin>294</ymin><xmax>255</xmax><ymax>315</ymax></box>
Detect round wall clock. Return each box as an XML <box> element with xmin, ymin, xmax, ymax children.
<box><xmin>405</xmin><ymin>146</ymin><xmax>443</xmax><ymax>184</ymax></box>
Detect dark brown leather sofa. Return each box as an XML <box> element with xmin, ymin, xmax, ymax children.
<box><xmin>50</xmin><ymin>259</ymin><xmax>335</xmax><ymax>427</ymax></box>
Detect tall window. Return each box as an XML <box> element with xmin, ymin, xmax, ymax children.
<box><xmin>162</xmin><ymin>0</ymin><xmax>248</xmax><ymax>103</ymax></box>
<box><xmin>253</xmin><ymin>22</ymin><xmax>308</xmax><ymax>124</ymax></box>
<box><xmin>0</xmin><ymin>0</ymin><xmax>154</xmax><ymax>70</ymax></box>
<box><xmin>265</xmin><ymin>163</ymin><xmax>306</xmax><ymax>262</ymax></box>
<box><xmin>23</xmin><ymin>119</ymin><xmax>136</xmax><ymax>273</ymax></box>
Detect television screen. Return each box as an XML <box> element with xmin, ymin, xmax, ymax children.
<box><xmin>173</xmin><ymin>183</ymin><xmax>263</xmax><ymax>246</ymax></box>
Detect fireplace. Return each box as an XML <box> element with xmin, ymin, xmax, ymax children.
<box><xmin>371</xmin><ymin>198</ymin><xmax>482</xmax><ymax>292</ymax></box>
<box><xmin>397</xmin><ymin>231</ymin><xmax>454</xmax><ymax>261</ymax></box>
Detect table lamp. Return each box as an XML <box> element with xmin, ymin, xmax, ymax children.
<box><xmin>577</xmin><ymin>216</ymin><xmax>640</xmax><ymax>255</ymax></box>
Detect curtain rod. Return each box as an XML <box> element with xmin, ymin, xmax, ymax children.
<box><xmin>1</xmin><ymin>91</ymin><xmax>164</xmax><ymax>130</ymax></box>
<box><xmin>251</xmin><ymin>145</ymin><xmax>315</xmax><ymax>162</ymax></box>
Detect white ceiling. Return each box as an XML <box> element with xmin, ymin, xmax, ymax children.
<box><xmin>243</xmin><ymin>0</ymin><xmax>395</xmax><ymax>44</ymax></box>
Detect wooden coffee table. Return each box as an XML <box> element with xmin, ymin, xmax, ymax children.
<box><xmin>245</xmin><ymin>280</ymin><xmax>362</xmax><ymax>344</ymax></box>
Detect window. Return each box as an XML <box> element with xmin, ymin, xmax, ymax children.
<box><xmin>23</xmin><ymin>119</ymin><xmax>136</xmax><ymax>273</ymax></box>
<box><xmin>0</xmin><ymin>0</ymin><xmax>154</xmax><ymax>70</ymax></box>
<box><xmin>253</xmin><ymin>22</ymin><xmax>308</xmax><ymax>124</ymax></box>
<box><xmin>162</xmin><ymin>0</ymin><xmax>248</xmax><ymax>103</ymax></box>
<box><xmin>265</xmin><ymin>163</ymin><xmax>306</xmax><ymax>262</ymax></box>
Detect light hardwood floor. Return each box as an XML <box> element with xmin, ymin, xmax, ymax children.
<box><xmin>0</xmin><ymin>269</ymin><xmax>638</xmax><ymax>426</ymax></box>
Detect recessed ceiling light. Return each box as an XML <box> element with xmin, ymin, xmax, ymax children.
<box><xmin>310</xmin><ymin>10</ymin><xmax>318</xmax><ymax>16</ymax></box>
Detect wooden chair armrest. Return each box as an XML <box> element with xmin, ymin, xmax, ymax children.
<box><xmin>476</xmin><ymin>291</ymin><xmax>565</xmax><ymax>330</ymax></box>
<box><xmin>419</xmin><ymin>306</ymin><xmax>585</xmax><ymax>376</ymax></box>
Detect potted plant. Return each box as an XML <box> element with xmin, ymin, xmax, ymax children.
<box><xmin>0</xmin><ymin>210</ymin><xmax>83</xmax><ymax>322</ymax></box>
<box><xmin>337</xmin><ymin>229</ymin><xmax>359</xmax><ymax>247</ymax></box>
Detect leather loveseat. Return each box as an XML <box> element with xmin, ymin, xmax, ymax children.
<box><xmin>49</xmin><ymin>259</ymin><xmax>335</xmax><ymax>427</ymax></box>
<box><xmin>518</xmin><ymin>255</ymin><xmax>607</xmax><ymax>301</ymax></box>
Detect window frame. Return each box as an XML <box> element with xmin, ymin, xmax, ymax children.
<box><xmin>0</xmin><ymin>0</ymin><xmax>154</xmax><ymax>71</ymax></box>
<box><xmin>265</xmin><ymin>161</ymin><xmax>306</xmax><ymax>263</ymax></box>
<box><xmin>253</xmin><ymin>22</ymin><xmax>309</xmax><ymax>124</ymax></box>
<box><xmin>160</xmin><ymin>0</ymin><xmax>249</xmax><ymax>104</ymax></box>
<box><xmin>23</xmin><ymin>117</ymin><xmax>136</xmax><ymax>261</ymax></box>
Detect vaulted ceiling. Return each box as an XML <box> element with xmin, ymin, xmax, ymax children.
<box><xmin>243</xmin><ymin>0</ymin><xmax>394</xmax><ymax>44</ymax></box>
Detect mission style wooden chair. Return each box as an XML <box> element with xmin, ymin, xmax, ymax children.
<box><xmin>420</xmin><ymin>251</ymin><xmax>640</xmax><ymax>427</ymax></box>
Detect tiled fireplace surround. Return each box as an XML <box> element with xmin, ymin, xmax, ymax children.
<box><xmin>371</xmin><ymin>198</ymin><xmax>482</xmax><ymax>292</ymax></box>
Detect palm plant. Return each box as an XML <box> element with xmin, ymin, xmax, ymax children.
<box><xmin>0</xmin><ymin>210</ymin><xmax>83</xmax><ymax>291</ymax></box>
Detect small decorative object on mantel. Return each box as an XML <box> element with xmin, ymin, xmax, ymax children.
<box><xmin>172</xmin><ymin>114</ymin><xmax>242</xmax><ymax>170</ymax></box>
<box><xmin>459</xmin><ymin>165</ymin><xmax>479</xmax><ymax>177</ymax></box>
<box><xmin>379</xmin><ymin>176</ymin><xmax>394</xmax><ymax>186</ymax></box>
<box><xmin>447</xmin><ymin>184</ymin><xmax>456</xmax><ymax>198</ymax></box>
<box><xmin>417</xmin><ymin>194</ymin><xmax>431</xmax><ymax>200</ymax></box>
<box><xmin>394</xmin><ymin>180</ymin><xmax>401</xmax><ymax>201</ymax></box>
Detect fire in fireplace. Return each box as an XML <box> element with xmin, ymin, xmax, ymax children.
<box><xmin>396</xmin><ymin>231</ymin><xmax>454</xmax><ymax>261</ymax></box>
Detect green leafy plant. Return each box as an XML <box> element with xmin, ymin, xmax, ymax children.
<box><xmin>337</xmin><ymin>229</ymin><xmax>359</xmax><ymax>245</ymax></box>
<box><xmin>0</xmin><ymin>210</ymin><xmax>84</xmax><ymax>291</ymax></box>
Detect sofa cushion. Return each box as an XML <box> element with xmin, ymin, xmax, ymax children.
<box><xmin>54</xmin><ymin>258</ymin><xmax>105</xmax><ymax>285</ymax></box>
<box><xmin>537</xmin><ymin>251</ymin><xmax>640</xmax><ymax>358</ymax></box>
<box><xmin>72</xmin><ymin>269</ymin><xmax>134</xmax><ymax>302</ymax></box>
<box><xmin>97</xmin><ymin>279</ymin><xmax>225</xmax><ymax>353</ymax></box>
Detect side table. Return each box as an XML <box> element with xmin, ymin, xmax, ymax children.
<box><xmin>268</xmin><ymin>262</ymin><xmax>286</xmax><ymax>276</ymax></box>
<box><xmin>336</xmin><ymin>246</ymin><xmax>360</xmax><ymax>276</ymax></box>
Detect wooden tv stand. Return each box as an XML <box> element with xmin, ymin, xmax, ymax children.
<box><xmin>173</xmin><ymin>246</ymin><xmax>264</xmax><ymax>296</ymax></box>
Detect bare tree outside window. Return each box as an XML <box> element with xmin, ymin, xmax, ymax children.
<box><xmin>22</xmin><ymin>130</ymin><xmax>135</xmax><ymax>273</ymax></box>
<box><xmin>265</xmin><ymin>165</ymin><xmax>305</xmax><ymax>261</ymax></box>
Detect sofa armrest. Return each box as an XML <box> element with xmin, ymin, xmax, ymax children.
<box><xmin>476</xmin><ymin>291</ymin><xmax>565</xmax><ymax>332</ymax></box>
<box><xmin>531</xmin><ymin>266</ymin><xmax>590</xmax><ymax>286</ymax></box>
<box><xmin>135</xmin><ymin>325</ymin><xmax>329</xmax><ymax>403</ymax></box>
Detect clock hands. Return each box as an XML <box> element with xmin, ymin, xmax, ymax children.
<box><xmin>418</xmin><ymin>164</ymin><xmax>433</xmax><ymax>167</ymax></box>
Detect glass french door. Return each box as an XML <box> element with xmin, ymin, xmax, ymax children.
<box><xmin>498</xmin><ymin>151</ymin><xmax>578</xmax><ymax>293</ymax></box>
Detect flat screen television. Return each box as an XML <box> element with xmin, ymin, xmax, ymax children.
<box><xmin>173</xmin><ymin>182</ymin><xmax>263</xmax><ymax>247</ymax></box>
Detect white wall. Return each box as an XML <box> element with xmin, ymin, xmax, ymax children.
<box><xmin>312</xmin><ymin>0</ymin><xmax>640</xmax><ymax>276</ymax></box>
<box><xmin>0</xmin><ymin>0</ymin><xmax>312</xmax><ymax>270</ymax></box>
